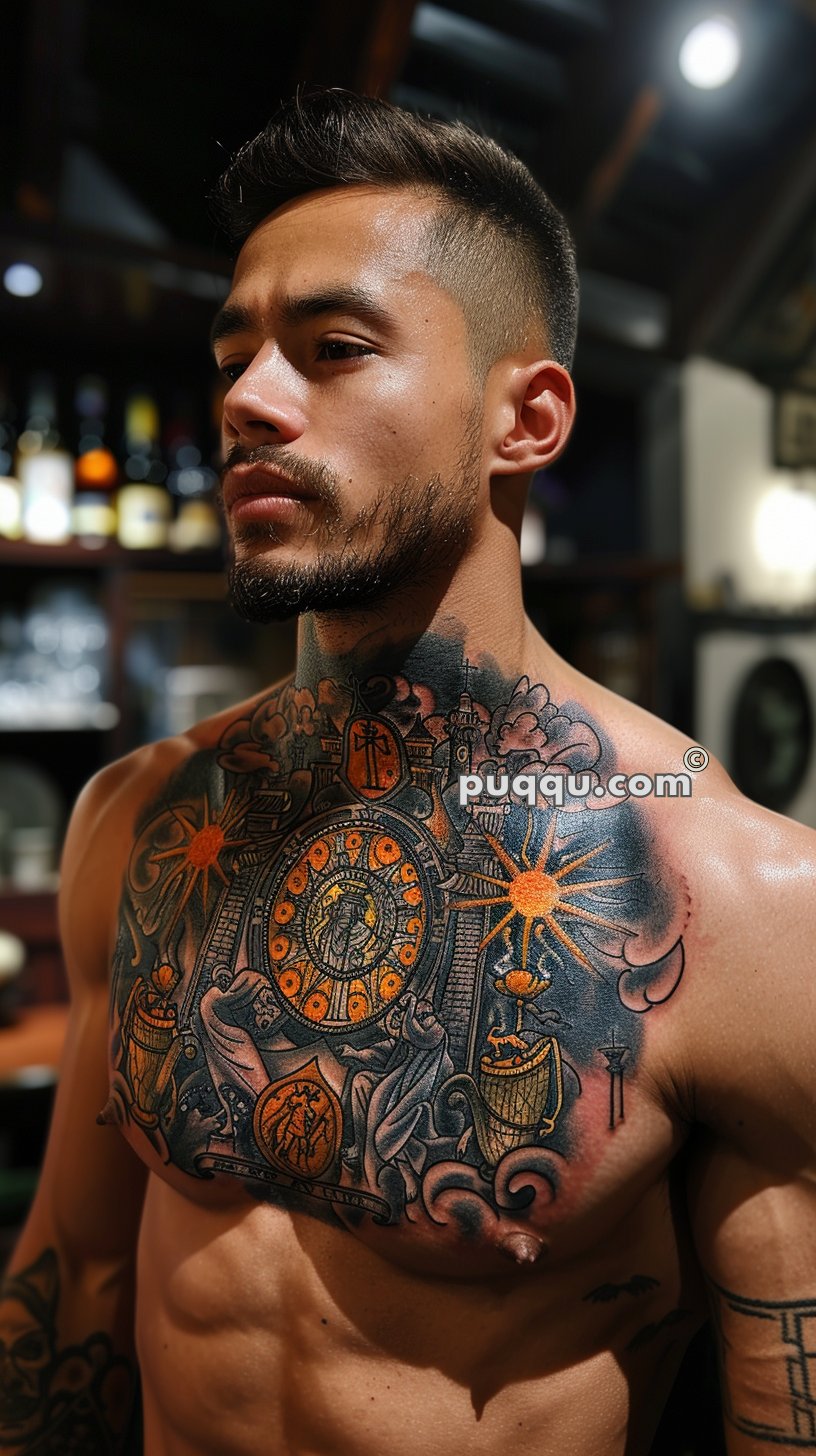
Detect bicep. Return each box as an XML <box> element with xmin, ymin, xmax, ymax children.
<box><xmin>6</xmin><ymin>758</ymin><xmax>148</xmax><ymax>1306</ymax></box>
<box><xmin>18</xmin><ymin>760</ymin><xmax>150</xmax><ymax>1266</ymax></box>
<box><xmin>688</xmin><ymin>1128</ymin><xmax>816</xmax><ymax>1452</ymax></box>
<box><xmin>0</xmin><ymin>756</ymin><xmax>159</xmax><ymax>1449</ymax></box>
<box><xmin>678</xmin><ymin>820</ymin><xmax>816</xmax><ymax>1449</ymax></box>
<box><xmin>17</xmin><ymin>983</ymin><xmax>147</xmax><ymax>1271</ymax></box>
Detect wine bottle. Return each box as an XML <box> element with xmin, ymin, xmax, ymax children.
<box><xmin>72</xmin><ymin>374</ymin><xmax>118</xmax><ymax>546</ymax></box>
<box><xmin>164</xmin><ymin>390</ymin><xmax>220</xmax><ymax>551</ymax></box>
<box><xmin>17</xmin><ymin>373</ymin><xmax>73</xmax><ymax>543</ymax></box>
<box><xmin>117</xmin><ymin>391</ymin><xmax>171</xmax><ymax>549</ymax></box>
<box><xmin>0</xmin><ymin>374</ymin><xmax>22</xmax><ymax>539</ymax></box>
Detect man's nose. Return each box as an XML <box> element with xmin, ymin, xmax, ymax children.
<box><xmin>221</xmin><ymin>347</ymin><xmax>307</xmax><ymax>447</ymax></box>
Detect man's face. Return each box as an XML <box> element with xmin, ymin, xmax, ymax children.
<box><xmin>213</xmin><ymin>186</ymin><xmax>485</xmax><ymax>622</ymax></box>
<box><xmin>335</xmin><ymin>897</ymin><xmax>364</xmax><ymax>929</ymax></box>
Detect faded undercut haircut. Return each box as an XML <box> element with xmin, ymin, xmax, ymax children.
<box><xmin>209</xmin><ymin>89</ymin><xmax>579</xmax><ymax>377</ymax></box>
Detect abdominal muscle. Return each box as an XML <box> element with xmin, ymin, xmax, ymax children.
<box><xmin>135</xmin><ymin>1173</ymin><xmax>698</xmax><ymax>1456</ymax></box>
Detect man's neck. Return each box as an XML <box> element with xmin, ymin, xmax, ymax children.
<box><xmin>290</xmin><ymin>535</ymin><xmax>554</xmax><ymax>696</ymax></box>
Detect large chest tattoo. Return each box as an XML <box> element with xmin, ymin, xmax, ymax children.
<box><xmin>108</xmin><ymin>646</ymin><xmax>686</xmax><ymax>1245</ymax></box>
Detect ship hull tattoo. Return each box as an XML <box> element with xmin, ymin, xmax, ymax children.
<box><xmin>108</xmin><ymin>647</ymin><xmax>686</xmax><ymax>1241</ymax></box>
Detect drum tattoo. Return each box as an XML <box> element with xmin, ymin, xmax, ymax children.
<box><xmin>107</xmin><ymin>644</ymin><xmax>686</xmax><ymax>1237</ymax></box>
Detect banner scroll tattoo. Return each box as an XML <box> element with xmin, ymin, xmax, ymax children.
<box><xmin>195</xmin><ymin>1153</ymin><xmax>391</xmax><ymax>1223</ymax></box>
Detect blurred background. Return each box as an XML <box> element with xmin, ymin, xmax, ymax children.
<box><xmin>3</xmin><ymin>0</ymin><xmax>816</xmax><ymax>1445</ymax></box>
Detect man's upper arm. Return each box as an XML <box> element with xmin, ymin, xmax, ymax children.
<box><xmin>21</xmin><ymin>756</ymin><xmax>149</xmax><ymax>1265</ymax></box>
<box><xmin>684</xmin><ymin>810</ymin><xmax>816</xmax><ymax>1452</ymax></box>
<box><xmin>0</xmin><ymin>757</ymin><xmax>149</xmax><ymax>1450</ymax></box>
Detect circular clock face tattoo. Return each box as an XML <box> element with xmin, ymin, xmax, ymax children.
<box><xmin>262</xmin><ymin>815</ymin><xmax>431</xmax><ymax>1032</ymax></box>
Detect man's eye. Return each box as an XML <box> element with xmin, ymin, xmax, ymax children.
<box><xmin>219</xmin><ymin>362</ymin><xmax>247</xmax><ymax>383</ymax></box>
<box><xmin>317</xmin><ymin>341</ymin><xmax>374</xmax><ymax>362</ymax></box>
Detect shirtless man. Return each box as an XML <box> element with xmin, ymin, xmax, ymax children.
<box><xmin>2</xmin><ymin>88</ymin><xmax>815</xmax><ymax>1456</ymax></box>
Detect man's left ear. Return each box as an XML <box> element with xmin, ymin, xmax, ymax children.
<box><xmin>491</xmin><ymin>361</ymin><xmax>576</xmax><ymax>476</ymax></box>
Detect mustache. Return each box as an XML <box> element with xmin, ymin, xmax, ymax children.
<box><xmin>218</xmin><ymin>443</ymin><xmax>340</xmax><ymax>506</ymax></box>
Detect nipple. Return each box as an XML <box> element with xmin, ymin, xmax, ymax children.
<box><xmin>499</xmin><ymin>1232</ymin><xmax>545</xmax><ymax>1266</ymax></box>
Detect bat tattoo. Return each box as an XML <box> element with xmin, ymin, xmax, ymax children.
<box><xmin>584</xmin><ymin>1275</ymin><xmax>662</xmax><ymax>1304</ymax></box>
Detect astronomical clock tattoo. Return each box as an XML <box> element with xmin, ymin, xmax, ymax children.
<box><xmin>106</xmin><ymin>638</ymin><xmax>685</xmax><ymax>1240</ymax></box>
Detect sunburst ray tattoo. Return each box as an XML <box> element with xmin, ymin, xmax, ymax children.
<box><xmin>448</xmin><ymin>810</ymin><xmax>636</xmax><ymax>972</ymax></box>
<box><xmin>149</xmin><ymin>789</ymin><xmax>251</xmax><ymax>928</ymax></box>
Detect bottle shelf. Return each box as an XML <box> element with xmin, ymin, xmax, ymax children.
<box><xmin>0</xmin><ymin>703</ymin><xmax>120</xmax><ymax>732</ymax></box>
<box><xmin>0</xmin><ymin>539</ymin><xmax>224</xmax><ymax>571</ymax></box>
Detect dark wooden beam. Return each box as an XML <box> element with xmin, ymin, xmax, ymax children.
<box><xmin>578</xmin><ymin>85</ymin><xmax>663</xmax><ymax>232</ymax></box>
<box><xmin>356</xmin><ymin>0</ymin><xmax>418</xmax><ymax>96</ymax></box>
<box><xmin>296</xmin><ymin>0</ymin><xmax>418</xmax><ymax>97</ymax></box>
<box><xmin>669</xmin><ymin>115</ymin><xmax>816</xmax><ymax>356</ymax></box>
<box><xmin>16</xmin><ymin>0</ymin><xmax>85</xmax><ymax>221</ymax></box>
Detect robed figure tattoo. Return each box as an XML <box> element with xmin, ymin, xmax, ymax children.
<box><xmin>106</xmin><ymin>639</ymin><xmax>686</xmax><ymax>1242</ymax></box>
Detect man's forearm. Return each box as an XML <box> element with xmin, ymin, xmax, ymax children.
<box><xmin>708</xmin><ymin>1277</ymin><xmax>816</xmax><ymax>1452</ymax></box>
<box><xmin>0</xmin><ymin>1245</ymin><xmax>140</xmax><ymax>1453</ymax></box>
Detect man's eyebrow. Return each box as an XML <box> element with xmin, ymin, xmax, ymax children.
<box><xmin>277</xmin><ymin>286</ymin><xmax>396</xmax><ymax>332</ymax></box>
<box><xmin>209</xmin><ymin>287</ymin><xmax>396</xmax><ymax>354</ymax></box>
<box><xmin>209</xmin><ymin>302</ymin><xmax>255</xmax><ymax>354</ymax></box>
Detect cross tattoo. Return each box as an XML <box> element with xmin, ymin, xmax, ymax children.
<box><xmin>353</xmin><ymin>719</ymin><xmax>391</xmax><ymax>789</ymax></box>
<box><xmin>599</xmin><ymin>1029</ymin><xmax>629</xmax><ymax>1130</ymax></box>
<box><xmin>462</xmin><ymin>657</ymin><xmax>480</xmax><ymax>695</ymax></box>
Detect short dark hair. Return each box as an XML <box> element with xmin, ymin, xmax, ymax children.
<box><xmin>210</xmin><ymin>89</ymin><xmax>579</xmax><ymax>374</ymax></box>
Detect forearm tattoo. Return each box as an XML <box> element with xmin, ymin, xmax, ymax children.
<box><xmin>105</xmin><ymin>634</ymin><xmax>686</xmax><ymax>1245</ymax></box>
<box><xmin>710</xmin><ymin>1281</ymin><xmax>816</xmax><ymax>1447</ymax></box>
<box><xmin>0</xmin><ymin>1249</ymin><xmax>137</xmax><ymax>1453</ymax></box>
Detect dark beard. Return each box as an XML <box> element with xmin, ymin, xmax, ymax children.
<box><xmin>226</xmin><ymin>433</ymin><xmax>481</xmax><ymax>625</ymax></box>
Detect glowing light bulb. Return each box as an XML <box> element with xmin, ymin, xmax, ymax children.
<box><xmin>3</xmin><ymin>263</ymin><xmax>43</xmax><ymax>298</ymax></box>
<box><xmin>679</xmin><ymin>15</ymin><xmax>741</xmax><ymax>89</ymax></box>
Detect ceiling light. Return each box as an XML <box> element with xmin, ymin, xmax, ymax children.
<box><xmin>3</xmin><ymin>263</ymin><xmax>44</xmax><ymax>297</ymax></box>
<box><xmin>679</xmin><ymin>15</ymin><xmax>741</xmax><ymax>89</ymax></box>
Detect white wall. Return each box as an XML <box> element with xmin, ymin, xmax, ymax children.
<box><xmin>683</xmin><ymin>356</ymin><xmax>816</xmax><ymax>610</ymax></box>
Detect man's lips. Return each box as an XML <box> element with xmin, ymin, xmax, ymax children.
<box><xmin>222</xmin><ymin>462</ymin><xmax>319</xmax><ymax>513</ymax></box>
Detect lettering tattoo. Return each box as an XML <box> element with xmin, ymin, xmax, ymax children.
<box><xmin>106</xmin><ymin>638</ymin><xmax>686</xmax><ymax>1247</ymax></box>
<box><xmin>710</xmin><ymin>1282</ymin><xmax>816</xmax><ymax>1447</ymax></box>
<box><xmin>0</xmin><ymin>1249</ymin><xmax>136</xmax><ymax>1453</ymax></box>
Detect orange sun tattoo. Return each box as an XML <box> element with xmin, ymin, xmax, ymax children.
<box><xmin>149</xmin><ymin>789</ymin><xmax>251</xmax><ymax>929</ymax></box>
<box><xmin>449</xmin><ymin>811</ymin><xmax>636</xmax><ymax>973</ymax></box>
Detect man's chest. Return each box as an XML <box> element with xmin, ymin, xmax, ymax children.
<box><xmin>106</xmin><ymin>705</ymin><xmax>688</xmax><ymax>1272</ymax></box>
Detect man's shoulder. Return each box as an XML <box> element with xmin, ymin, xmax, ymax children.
<box><xmin>594</xmin><ymin>696</ymin><xmax>816</xmax><ymax>1137</ymax></box>
<box><xmin>579</xmin><ymin>674</ymin><xmax>816</xmax><ymax>935</ymax></box>
<box><xmin>72</xmin><ymin>675</ymin><xmax>293</xmax><ymax>837</ymax></box>
<box><xmin>58</xmin><ymin>677</ymin><xmax>292</xmax><ymax>982</ymax></box>
<box><xmin>638</xmin><ymin>740</ymin><xmax>816</xmax><ymax>1118</ymax></box>
<box><xmin>58</xmin><ymin>738</ymin><xmax>194</xmax><ymax>983</ymax></box>
<box><xmin>65</xmin><ymin>735</ymin><xmax>196</xmax><ymax>855</ymax></box>
<box><xmin>683</xmin><ymin>780</ymin><xmax>816</xmax><ymax>958</ymax></box>
<box><xmin>588</xmin><ymin>675</ymin><xmax>814</xmax><ymax>847</ymax></box>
